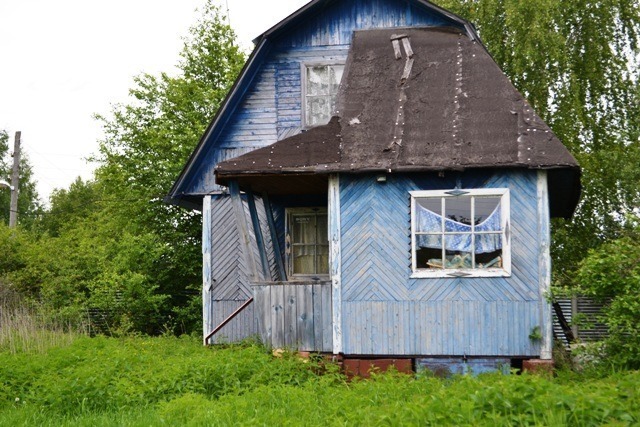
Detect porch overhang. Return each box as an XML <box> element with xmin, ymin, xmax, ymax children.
<box><xmin>216</xmin><ymin>172</ymin><xmax>329</xmax><ymax>196</ymax></box>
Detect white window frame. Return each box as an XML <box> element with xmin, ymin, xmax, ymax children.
<box><xmin>410</xmin><ymin>189</ymin><xmax>511</xmax><ymax>278</ymax></box>
<box><xmin>301</xmin><ymin>62</ymin><xmax>344</xmax><ymax>128</ymax></box>
<box><xmin>285</xmin><ymin>207</ymin><xmax>330</xmax><ymax>279</ymax></box>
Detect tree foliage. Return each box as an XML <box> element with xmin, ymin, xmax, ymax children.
<box><xmin>1</xmin><ymin>2</ymin><xmax>245</xmax><ymax>335</ymax></box>
<box><xmin>435</xmin><ymin>0</ymin><xmax>640</xmax><ymax>281</ymax></box>
<box><xmin>88</xmin><ymin>1</ymin><xmax>244</xmax><ymax>333</ymax></box>
<box><xmin>0</xmin><ymin>130</ymin><xmax>41</xmax><ymax>227</ymax></box>
<box><xmin>574</xmin><ymin>215</ymin><xmax>640</xmax><ymax>368</ymax></box>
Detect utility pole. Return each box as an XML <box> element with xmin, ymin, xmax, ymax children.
<box><xmin>9</xmin><ymin>131</ymin><xmax>20</xmax><ymax>228</ymax></box>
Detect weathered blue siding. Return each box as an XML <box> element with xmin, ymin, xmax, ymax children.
<box><xmin>339</xmin><ymin>170</ymin><xmax>543</xmax><ymax>356</ymax></box>
<box><xmin>183</xmin><ymin>0</ymin><xmax>456</xmax><ymax>194</ymax></box>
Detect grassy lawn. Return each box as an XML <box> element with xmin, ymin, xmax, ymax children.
<box><xmin>1</xmin><ymin>335</ymin><xmax>638</xmax><ymax>426</ymax></box>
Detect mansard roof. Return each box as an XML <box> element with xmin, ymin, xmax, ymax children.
<box><xmin>165</xmin><ymin>0</ymin><xmax>478</xmax><ymax>209</ymax></box>
<box><xmin>215</xmin><ymin>27</ymin><xmax>580</xmax><ymax>217</ymax></box>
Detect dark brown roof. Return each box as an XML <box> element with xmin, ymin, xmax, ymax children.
<box><xmin>216</xmin><ymin>27</ymin><xmax>580</xmax><ymax>216</ymax></box>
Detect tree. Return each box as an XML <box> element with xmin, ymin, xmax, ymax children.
<box><xmin>0</xmin><ymin>130</ymin><xmax>41</xmax><ymax>227</ymax></box>
<box><xmin>434</xmin><ymin>0</ymin><xmax>640</xmax><ymax>283</ymax></box>
<box><xmin>37</xmin><ymin>177</ymin><xmax>99</xmax><ymax>237</ymax></box>
<box><xmin>3</xmin><ymin>2</ymin><xmax>245</xmax><ymax>335</ymax></box>
<box><xmin>89</xmin><ymin>1</ymin><xmax>245</xmax><ymax>333</ymax></box>
<box><xmin>575</xmin><ymin>215</ymin><xmax>640</xmax><ymax>368</ymax></box>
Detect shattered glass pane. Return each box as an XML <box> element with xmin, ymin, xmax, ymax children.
<box><xmin>305</xmin><ymin>64</ymin><xmax>344</xmax><ymax>126</ymax></box>
<box><xmin>330</xmin><ymin>65</ymin><xmax>344</xmax><ymax>93</ymax></box>
<box><xmin>306</xmin><ymin>96</ymin><xmax>330</xmax><ymax>126</ymax></box>
<box><xmin>307</xmin><ymin>66</ymin><xmax>329</xmax><ymax>95</ymax></box>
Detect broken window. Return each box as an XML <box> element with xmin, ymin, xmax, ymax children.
<box><xmin>286</xmin><ymin>208</ymin><xmax>329</xmax><ymax>277</ymax></box>
<box><xmin>304</xmin><ymin>64</ymin><xmax>344</xmax><ymax>127</ymax></box>
<box><xmin>410</xmin><ymin>189</ymin><xmax>511</xmax><ymax>278</ymax></box>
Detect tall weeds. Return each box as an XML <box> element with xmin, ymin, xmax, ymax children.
<box><xmin>0</xmin><ymin>287</ymin><xmax>87</xmax><ymax>354</ymax></box>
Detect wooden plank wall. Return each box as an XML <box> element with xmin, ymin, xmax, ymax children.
<box><xmin>206</xmin><ymin>195</ymin><xmax>279</xmax><ymax>343</ymax></box>
<box><xmin>339</xmin><ymin>170</ymin><xmax>543</xmax><ymax>356</ymax></box>
<box><xmin>184</xmin><ymin>0</ymin><xmax>454</xmax><ymax>195</ymax></box>
<box><xmin>254</xmin><ymin>283</ymin><xmax>333</xmax><ymax>352</ymax></box>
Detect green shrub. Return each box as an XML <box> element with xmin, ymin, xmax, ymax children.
<box><xmin>575</xmin><ymin>216</ymin><xmax>640</xmax><ymax>369</ymax></box>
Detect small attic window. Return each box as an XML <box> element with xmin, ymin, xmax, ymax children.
<box><xmin>303</xmin><ymin>63</ymin><xmax>344</xmax><ymax>127</ymax></box>
<box><xmin>410</xmin><ymin>189</ymin><xmax>511</xmax><ymax>278</ymax></box>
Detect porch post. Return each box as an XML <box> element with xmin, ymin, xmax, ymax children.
<box><xmin>537</xmin><ymin>170</ymin><xmax>552</xmax><ymax>359</ymax></box>
<box><xmin>328</xmin><ymin>174</ymin><xmax>342</xmax><ymax>354</ymax></box>
<box><xmin>202</xmin><ymin>195</ymin><xmax>213</xmax><ymax>344</ymax></box>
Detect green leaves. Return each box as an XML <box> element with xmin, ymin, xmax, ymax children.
<box><xmin>436</xmin><ymin>0</ymin><xmax>640</xmax><ymax>282</ymax></box>
<box><xmin>0</xmin><ymin>2</ymin><xmax>246</xmax><ymax>335</ymax></box>
<box><xmin>0</xmin><ymin>130</ymin><xmax>41</xmax><ymax>228</ymax></box>
<box><xmin>575</xmin><ymin>217</ymin><xmax>640</xmax><ymax>368</ymax></box>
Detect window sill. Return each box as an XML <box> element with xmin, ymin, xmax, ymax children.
<box><xmin>410</xmin><ymin>268</ymin><xmax>511</xmax><ymax>279</ymax></box>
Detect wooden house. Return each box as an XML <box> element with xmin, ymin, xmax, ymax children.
<box><xmin>167</xmin><ymin>0</ymin><xmax>580</xmax><ymax>373</ymax></box>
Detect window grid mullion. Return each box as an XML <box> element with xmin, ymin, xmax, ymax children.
<box><xmin>471</xmin><ymin>196</ymin><xmax>475</xmax><ymax>269</ymax></box>
<box><xmin>440</xmin><ymin>197</ymin><xmax>446</xmax><ymax>267</ymax></box>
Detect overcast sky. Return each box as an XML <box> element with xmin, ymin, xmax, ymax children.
<box><xmin>0</xmin><ymin>0</ymin><xmax>309</xmax><ymax>203</ymax></box>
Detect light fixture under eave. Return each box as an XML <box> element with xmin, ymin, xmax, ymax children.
<box><xmin>376</xmin><ymin>174</ymin><xmax>387</xmax><ymax>183</ymax></box>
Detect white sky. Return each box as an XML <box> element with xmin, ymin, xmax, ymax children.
<box><xmin>0</xmin><ymin>0</ymin><xmax>309</xmax><ymax>203</ymax></box>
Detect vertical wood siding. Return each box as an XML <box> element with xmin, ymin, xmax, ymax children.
<box><xmin>254</xmin><ymin>283</ymin><xmax>333</xmax><ymax>352</ymax></box>
<box><xmin>340</xmin><ymin>171</ymin><xmax>543</xmax><ymax>356</ymax></box>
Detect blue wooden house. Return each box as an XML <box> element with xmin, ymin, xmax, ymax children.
<box><xmin>167</xmin><ymin>0</ymin><xmax>580</xmax><ymax>372</ymax></box>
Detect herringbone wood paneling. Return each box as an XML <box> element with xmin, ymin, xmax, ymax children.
<box><xmin>340</xmin><ymin>171</ymin><xmax>544</xmax><ymax>356</ymax></box>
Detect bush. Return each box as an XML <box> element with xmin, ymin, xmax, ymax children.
<box><xmin>575</xmin><ymin>215</ymin><xmax>640</xmax><ymax>368</ymax></box>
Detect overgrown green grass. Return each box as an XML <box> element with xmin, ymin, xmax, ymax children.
<box><xmin>0</xmin><ymin>292</ymin><xmax>87</xmax><ymax>354</ymax></box>
<box><xmin>1</xmin><ymin>335</ymin><xmax>638</xmax><ymax>426</ymax></box>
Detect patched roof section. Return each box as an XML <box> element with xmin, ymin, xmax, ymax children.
<box><xmin>217</xmin><ymin>117</ymin><xmax>342</xmax><ymax>175</ymax></box>
<box><xmin>216</xmin><ymin>26</ymin><xmax>578</xmax><ymax>180</ymax></box>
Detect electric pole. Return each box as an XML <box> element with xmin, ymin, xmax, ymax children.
<box><xmin>9</xmin><ymin>131</ymin><xmax>21</xmax><ymax>228</ymax></box>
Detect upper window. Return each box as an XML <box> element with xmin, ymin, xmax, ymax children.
<box><xmin>303</xmin><ymin>64</ymin><xmax>344</xmax><ymax>127</ymax></box>
<box><xmin>410</xmin><ymin>189</ymin><xmax>511</xmax><ymax>278</ymax></box>
<box><xmin>286</xmin><ymin>208</ymin><xmax>329</xmax><ymax>277</ymax></box>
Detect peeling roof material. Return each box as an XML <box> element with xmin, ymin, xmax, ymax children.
<box><xmin>216</xmin><ymin>27</ymin><xmax>580</xmax><ymax>217</ymax></box>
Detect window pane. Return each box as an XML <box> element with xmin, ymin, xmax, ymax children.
<box><xmin>316</xmin><ymin>245</ymin><xmax>329</xmax><ymax>274</ymax></box>
<box><xmin>420</xmin><ymin>245</ymin><xmax>443</xmax><ymax>269</ymax></box>
<box><xmin>293</xmin><ymin>214</ymin><xmax>315</xmax><ymax>244</ymax></box>
<box><xmin>316</xmin><ymin>214</ymin><xmax>328</xmax><ymax>243</ymax></box>
<box><xmin>444</xmin><ymin>251</ymin><xmax>473</xmax><ymax>269</ymax></box>
<box><xmin>288</xmin><ymin>209</ymin><xmax>329</xmax><ymax>276</ymax></box>
<box><xmin>475</xmin><ymin>245</ymin><xmax>502</xmax><ymax>269</ymax></box>
<box><xmin>293</xmin><ymin>245</ymin><xmax>315</xmax><ymax>274</ymax></box>
<box><xmin>475</xmin><ymin>197</ymin><xmax>501</xmax><ymax>231</ymax></box>
<box><xmin>307</xmin><ymin>66</ymin><xmax>329</xmax><ymax>95</ymax></box>
<box><xmin>415</xmin><ymin>198</ymin><xmax>442</xmax><ymax>233</ymax></box>
<box><xmin>330</xmin><ymin>65</ymin><xmax>344</xmax><ymax>93</ymax></box>
<box><xmin>445</xmin><ymin>197</ymin><xmax>472</xmax><ymax>227</ymax></box>
<box><xmin>444</xmin><ymin>233</ymin><xmax>473</xmax><ymax>255</ymax></box>
<box><xmin>306</xmin><ymin>96</ymin><xmax>331</xmax><ymax>126</ymax></box>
